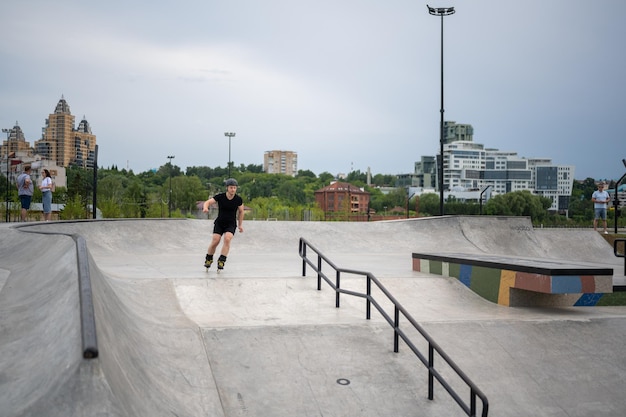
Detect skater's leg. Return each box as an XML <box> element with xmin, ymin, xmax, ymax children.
<box><xmin>205</xmin><ymin>233</ymin><xmax>222</xmax><ymax>268</ymax></box>
<box><xmin>207</xmin><ymin>233</ymin><xmax>222</xmax><ymax>255</ymax></box>
<box><xmin>219</xmin><ymin>232</ymin><xmax>235</xmax><ymax>257</ymax></box>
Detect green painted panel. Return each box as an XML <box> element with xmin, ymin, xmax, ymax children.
<box><xmin>430</xmin><ymin>260</ymin><xmax>443</xmax><ymax>275</ymax></box>
<box><xmin>449</xmin><ymin>262</ymin><xmax>461</xmax><ymax>278</ymax></box>
<box><xmin>470</xmin><ymin>266</ymin><xmax>502</xmax><ymax>303</ymax></box>
<box><xmin>596</xmin><ymin>292</ymin><xmax>626</xmax><ymax>306</ymax></box>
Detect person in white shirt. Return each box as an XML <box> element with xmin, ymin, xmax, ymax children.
<box><xmin>591</xmin><ymin>182</ymin><xmax>610</xmax><ymax>234</ymax></box>
<box><xmin>38</xmin><ymin>169</ymin><xmax>53</xmax><ymax>221</ymax></box>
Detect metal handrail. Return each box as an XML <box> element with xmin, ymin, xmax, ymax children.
<box><xmin>614</xmin><ymin>238</ymin><xmax>625</xmax><ymax>276</ymax></box>
<box><xmin>299</xmin><ymin>237</ymin><xmax>489</xmax><ymax>417</ymax></box>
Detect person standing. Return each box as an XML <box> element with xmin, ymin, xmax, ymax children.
<box><xmin>39</xmin><ymin>169</ymin><xmax>53</xmax><ymax>221</ymax></box>
<box><xmin>592</xmin><ymin>182</ymin><xmax>610</xmax><ymax>234</ymax></box>
<box><xmin>202</xmin><ymin>178</ymin><xmax>244</xmax><ymax>271</ymax></box>
<box><xmin>16</xmin><ymin>164</ymin><xmax>34</xmax><ymax>222</ymax></box>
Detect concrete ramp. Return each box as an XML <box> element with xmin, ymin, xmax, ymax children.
<box><xmin>88</xmin><ymin>256</ymin><xmax>224</xmax><ymax>416</ymax></box>
<box><xmin>0</xmin><ymin>228</ymin><xmax>121</xmax><ymax>417</ymax></box>
<box><xmin>2</xmin><ymin>217</ymin><xmax>626</xmax><ymax>417</ymax></box>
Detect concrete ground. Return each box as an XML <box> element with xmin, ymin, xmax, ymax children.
<box><xmin>1</xmin><ymin>216</ymin><xmax>626</xmax><ymax>417</ymax></box>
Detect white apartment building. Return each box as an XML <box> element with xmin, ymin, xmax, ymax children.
<box><xmin>424</xmin><ymin>135</ymin><xmax>574</xmax><ymax>211</ymax></box>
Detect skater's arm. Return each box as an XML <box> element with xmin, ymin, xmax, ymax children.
<box><xmin>202</xmin><ymin>197</ymin><xmax>216</xmax><ymax>213</ymax></box>
<box><xmin>237</xmin><ymin>204</ymin><xmax>244</xmax><ymax>232</ymax></box>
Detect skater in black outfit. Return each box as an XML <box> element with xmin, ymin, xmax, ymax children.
<box><xmin>202</xmin><ymin>178</ymin><xmax>244</xmax><ymax>270</ymax></box>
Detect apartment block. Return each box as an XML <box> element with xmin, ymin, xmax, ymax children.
<box><xmin>264</xmin><ymin>150</ymin><xmax>297</xmax><ymax>176</ymax></box>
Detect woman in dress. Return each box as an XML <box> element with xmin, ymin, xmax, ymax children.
<box><xmin>39</xmin><ymin>169</ymin><xmax>53</xmax><ymax>221</ymax></box>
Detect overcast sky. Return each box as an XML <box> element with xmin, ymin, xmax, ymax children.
<box><xmin>1</xmin><ymin>0</ymin><xmax>625</xmax><ymax>181</ymax></box>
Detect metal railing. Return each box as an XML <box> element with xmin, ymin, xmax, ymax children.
<box><xmin>614</xmin><ymin>238</ymin><xmax>625</xmax><ymax>276</ymax></box>
<box><xmin>299</xmin><ymin>237</ymin><xmax>489</xmax><ymax>417</ymax></box>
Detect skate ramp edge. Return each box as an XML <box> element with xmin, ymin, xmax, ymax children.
<box><xmin>0</xmin><ymin>229</ymin><xmax>119</xmax><ymax>416</ymax></box>
<box><xmin>0</xmin><ymin>225</ymin><xmax>223</xmax><ymax>417</ymax></box>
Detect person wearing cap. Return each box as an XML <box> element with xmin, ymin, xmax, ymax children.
<box><xmin>202</xmin><ymin>178</ymin><xmax>244</xmax><ymax>271</ymax></box>
<box><xmin>592</xmin><ymin>182</ymin><xmax>610</xmax><ymax>234</ymax></box>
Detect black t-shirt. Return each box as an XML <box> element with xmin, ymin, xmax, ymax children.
<box><xmin>214</xmin><ymin>193</ymin><xmax>243</xmax><ymax>225</ymax></box>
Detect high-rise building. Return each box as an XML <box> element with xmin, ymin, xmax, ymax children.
<box><xmin>34</xmin><ymin>97</ymin><xmax>97</xmax><ymax>168</ymax></box>
<box><xmin>264</xmin><ymin>150</ymin><xmax>297</xmax><ymax>176</ymax></box>
<box><xmin>444</xmin><ymin>121</ymin><xmax>474</xmax><ymax>144</ymax></box>
<box><xmin>1</xmin><ymin>122</ymin><xmax>32</xmax><ymax>158</ymax></box>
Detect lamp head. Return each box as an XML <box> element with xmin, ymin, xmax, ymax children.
<box><xmin>427</xmin><ymin>5</ymin><xmax>455</xmax><ymax>16</ymax></box>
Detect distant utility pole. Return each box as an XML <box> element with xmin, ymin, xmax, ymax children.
<box><xmin>167</xmin><ymin>155</ymin><xmax>175</xmax><ymax>217</ymax></box>
<box><xmin>224</xmin><ymin>132</ymin><xmax>236</xmax><ymax>178</ymax></box>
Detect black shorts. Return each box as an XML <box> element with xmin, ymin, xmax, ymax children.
<box><xmin>213</xmin><ymin>222</ymin><xmax>237</xmax><ymax>235</ymax></box>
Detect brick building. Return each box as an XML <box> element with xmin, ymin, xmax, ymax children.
<box><xmin>314</xmin><ymin>181</ymin><xmax>370</xmax><ymax>214</ymax></box>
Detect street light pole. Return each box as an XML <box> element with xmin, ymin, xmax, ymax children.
<box><xmin>428</xmin><ymin>5</ymin><xmax>455</xmax><ymax>216</ymax></box>
<box><xmin>224</xmin><ymin>132</ymin><xmax>236</xmax><ymax>178</ymax></box>
<box><xmin>167</xmin><ymin>155</ymin><xmax>175</xmax><ymax>217</ymax></box>
<box><xmin>2</xmin><ymin>128</ymin><xmax>10</xmax><ymax>222</ymax></box>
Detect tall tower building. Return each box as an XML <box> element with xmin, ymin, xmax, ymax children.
<box><xmin>444</xmin><ymin>121</ymin><xmax>474</xmax><ymax>144</ymax></box>
<box><xmin>1</xmin><ymin>122</ymin><xmax>32</xmax><ymax>158</ymax></box>
<box><xmin>35</xmin><ymin>97</ymin><xmax>97</xmax><ymax>168</ymax></box>
<box><xmin>264</xmin><ymin>150</ymin><xmax>298</xmax><ymax>176</ymax></box>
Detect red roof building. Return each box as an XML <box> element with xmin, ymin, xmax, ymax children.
<box><xmin>314</xmin><ymin>181</ymin><xmax>370</xmax><ymax>214</ymax></box>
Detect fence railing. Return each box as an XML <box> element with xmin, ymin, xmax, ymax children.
<box><xmin>299</xmin><ymin>237</ymin><xmax>489</xmax><ymax>417</ymax></box>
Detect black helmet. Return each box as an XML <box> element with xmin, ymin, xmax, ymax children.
<box><xmin>225</xmin><ymin>178</ymin><xmax>238</xmax><ymax>187</ymax></box>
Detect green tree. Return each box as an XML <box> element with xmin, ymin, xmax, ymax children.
<box><xmin>297</xmin><ymin>169</ymin><xmax>316</xmax><ymax>179</ymax></box>
<box><xmin>99</xmin><ymin>197</ymin><xmax>123</xmax><ymax>218</ymax></box>
<box><xmin>167</xmin><ymin>175</ymin><xmax>207</xmax><ymax>213</ymax></box>
<box><xmin>484</xmin><ymin>190</ymin><xmax>551</xmax><ymax>221</ymax></box>
<box><xmin>60</xmin><ymin>194</ymin><xmax>88</xmax><ymax>219</ymax></box>
<box><xmin>417</xmin><ymin>193</ymin><xmax>439</xmax><ymax>216</ymax></box>
<box><xmin>369</xmin><ymin>187</ymin><xmax>407</xmax><ymax>213</ymax></box>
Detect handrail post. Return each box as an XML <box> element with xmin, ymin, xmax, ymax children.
<box><xmin>614</xmin><ymin>238</ymin><xmax>626</xmax><ymax>274</ymax></box>
<box><xmin>394</xmin><ymin>306</ymin><xmax>400</xmax><ymax>353</ymax></box>
<box><xmin>428</xmin><ymin>344</ymin><xmax>434</xmax><ymax>400</ymax></box>
<box><xmin>335</xmin><ymin>270</ymin><xmax>341</xmax><ymax>308</ymax></box>
<box><xmin>366</xmin><ymin>275</ymin><xmax>371</xmax><ymax>320</ymax></box>
<box><xmin>471</xmin><ymin>389</ymin><xmax>477</xmax><ymax>417</ymax></box>
<box><xmin>301</xmin><ymin>240</ymin><xmax>307</xmax><ymax>277</ymax></box>
<box><xmin>317</xmin><ymin>255</ymin><xmax>322</xmax><ymax>290</ymax></box>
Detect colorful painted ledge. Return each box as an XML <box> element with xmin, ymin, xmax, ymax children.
<box><xmin>412</xmin><ymin>252</ymin><xmax>625</xmax><ymax>307</ymax></box>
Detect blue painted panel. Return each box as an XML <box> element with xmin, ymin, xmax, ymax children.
<box><xmin>574</xmin><ymin>293</ymin><xmax>603</xmax><ymax>306</ymax></box>
<box><xmin>551</xmin><ymin>276</ymin><xmax>582</xmax><ymax>293</ymax></box>
<box><xmin>459</xmin><ymin>264</ymin><xmax>472</xmax><ymax>287</ymax></box>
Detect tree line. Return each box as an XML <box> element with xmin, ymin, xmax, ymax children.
<box><xmin>1</xmin><ymin>164</ymin><xmax>623</xmax><ymax>227</ymax></box>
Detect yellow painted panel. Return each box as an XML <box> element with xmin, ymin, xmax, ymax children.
<box><xmin>498</xmin><ymin>270</ymin><xmax>516</xmax><ymax>306</ymax></box>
